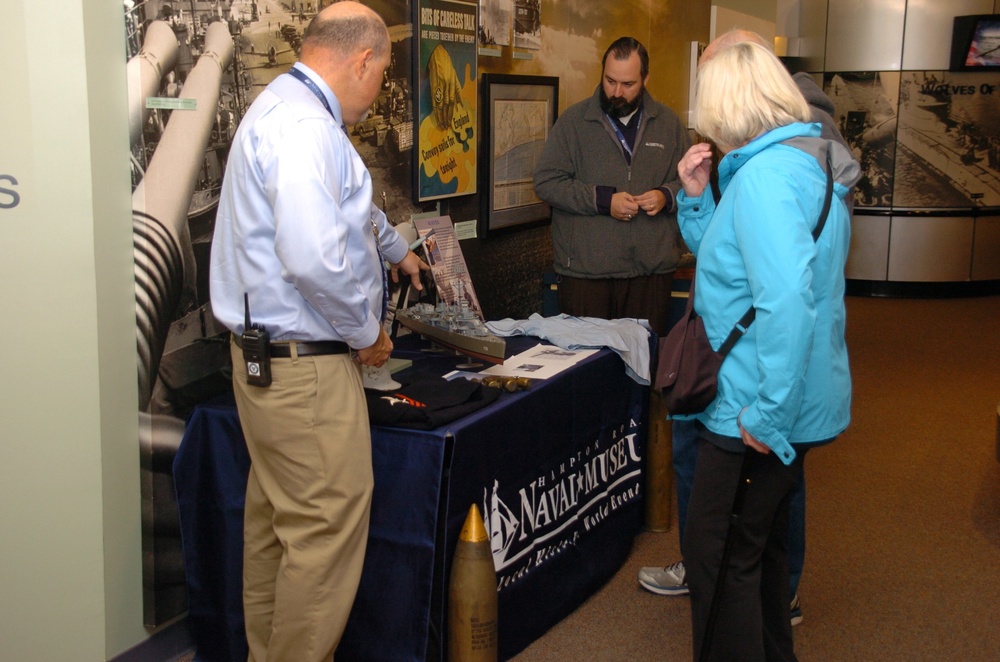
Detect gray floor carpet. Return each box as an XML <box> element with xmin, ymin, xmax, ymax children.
<box><xmin>511</xmin><ymin>294</ymin><xmax>1000</xmax><ymax>661</ymax></box>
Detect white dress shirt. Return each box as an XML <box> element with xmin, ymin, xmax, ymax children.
<box><xmin>210</xmin><ymin>63</ymin><xmax>408</xmax><ymax>349</ymax></box>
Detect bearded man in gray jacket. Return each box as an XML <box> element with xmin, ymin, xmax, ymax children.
<box><xmin>533</xmin><ymin>36</ymin><xmax>690</xmax><ymax>337</ymax></box>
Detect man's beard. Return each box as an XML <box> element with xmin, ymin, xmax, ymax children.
<box><xmin>600</xmin><ymin>84</ymin><xmax>643</xmax><ymax>118</ymax></box>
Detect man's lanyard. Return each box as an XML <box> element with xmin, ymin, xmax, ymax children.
<box><xmin>607</xmin><ymin>110</ymin><xmax>641</xmax><ymax>162</ymax></box>
<box><xmin>288</xmin><ymin>66</ymin><xmax>336</xmax><ymax>120</ymax></box>
<box><xmin>289</xmin><ymin>66</ymin><xmax>387</xmax><ymax>322</ymax></box>
<box><xmin>370</xmin><ymin>217</ymin><xmax>389</xmax><ymax>323</ymax></box>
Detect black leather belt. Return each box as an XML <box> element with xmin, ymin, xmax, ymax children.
<box><xmin>234</xmin><ymin>335</ymin><xmax>350</xmax><ymax>357</ymax></box>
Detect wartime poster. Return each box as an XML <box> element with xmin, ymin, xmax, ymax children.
<box><xmin>416</xmin><ymin>0</ymin><xmax>478</xmax><ymax>201</ymax></box>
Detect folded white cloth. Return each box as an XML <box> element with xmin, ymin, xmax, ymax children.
<box><xmin>487</xmin><ymin>314</ymin><xmax>652</xmax><ymax>385</ymax></box>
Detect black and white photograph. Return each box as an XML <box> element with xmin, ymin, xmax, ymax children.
<box><xmin>824</xmin><ymin>71</ymin><xmax>899</xmax><ymax>208</ymax></box>
<box><xmin>123</xmin><ymin>0</ymin><xmax>424</xmax><ymax>627</ymax></box>
<box><xmin>894</xmin><ymin>71</ymin><xmax>1000</xmax><ymax>208</ymax></box>
<box><xmin>512</xmin><ymin>0</ymin><xmax>540</xmax><ymax>50</ymax></box>
<box><xmin>478</xmin><ymin>0</ymin><xmax>511</xmax><ymax>46</ymax></box>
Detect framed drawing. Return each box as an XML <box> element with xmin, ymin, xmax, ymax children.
<box><xmin>479</xmin><ymin>73</ymin><xmax>558</xmax><ymax>237</ymax></box>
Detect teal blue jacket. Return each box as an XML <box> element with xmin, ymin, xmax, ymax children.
<box><xmin>675</xmin><ymin>122</ymin><xmax>861</xmax><ymax>464</ymax></box>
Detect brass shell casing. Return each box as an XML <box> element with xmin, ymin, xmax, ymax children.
<box><xmin>448</xmin><ymin>504</ymin><xmax>498</xmax><ymax>661</ymax></box>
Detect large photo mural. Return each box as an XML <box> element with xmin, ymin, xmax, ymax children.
<box><xmin>124</xmin><ymin>0</ymin><xmax>428</xmax><ymax>626</ymax></box>
<box><xmin>824</xmin><ymin>69</ymin><xmax>1000</xmax><ymax>209</ymax></box>
<box><xmin>894</xmin><ymin>71</ymin><xmax>1000</xmax><ymax>208</ymax></box>
<box><xmin>823</xmin><ymin>71</ymin><xmax>899</xmax><ymax>208</ymax></box>
<box><xmin>122</xmin><ymin>0</ymin><xmax>699</xmax><ymax>628</ymax></box>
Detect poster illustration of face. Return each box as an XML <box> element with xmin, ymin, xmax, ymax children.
<box><xmin>416</xmin><ymin>0</ymin><xmax>478</xmax><ymax>201</ymax></box>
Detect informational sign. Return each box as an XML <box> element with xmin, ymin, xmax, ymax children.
<box><xmin>415</xmin><ymin>0</ymin><xmax>478</xmax><ymax>201</ymax></box>
<box><xmin>413</xmin><ymin>214</ymin><xmax>483</xmax><ymax>317</ymax></box>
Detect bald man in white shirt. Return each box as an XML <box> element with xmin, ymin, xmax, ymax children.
<box><xmin>210</xmin><ymin>3</ymin><xmax>427</xmax><ymax>660</ymax></box>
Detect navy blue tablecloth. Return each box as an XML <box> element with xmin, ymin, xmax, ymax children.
<box><xmin>174</xmin><ymin>338</ymin><xmax>649</xmax><ymax>661</ymax></box>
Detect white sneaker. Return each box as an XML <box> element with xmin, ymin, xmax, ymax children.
<box><xmin>637</xmin><ymin>561</ymin><xmax>689</xmax><ymax>596</ymax></box>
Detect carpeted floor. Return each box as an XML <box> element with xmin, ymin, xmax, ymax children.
<box><xmin>510</xmin><ymin>294</ymin><xmax>1000</xmax><ymax>661</ymax></box>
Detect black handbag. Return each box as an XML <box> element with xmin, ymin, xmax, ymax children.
<box><xmin>654</xmin><ymin>278</ymin><xmax>755</xmax><ymax>416</ymax></box>
<box><xmin>655</xmin><ymin>148</ymin><xmax>834</xmax><ymax>416</ymax></box>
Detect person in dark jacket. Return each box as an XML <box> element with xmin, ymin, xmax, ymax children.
<box><xmin>533</xmin><ymin>36</ymin><xmax>690</xmax><ymax>337</ymax></box>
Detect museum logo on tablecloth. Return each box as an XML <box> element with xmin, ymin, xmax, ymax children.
<box><xmin>483</xmin><ymin>417</ymin><xmax>643</xmax><ymax>591</ymax></box>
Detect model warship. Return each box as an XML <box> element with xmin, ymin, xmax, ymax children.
<box><xmin>395</xmin><ymin>301</ymin><xmax>507</xmax><ymax>364</ymax></box>
<box><xmin>393</xmin><ymin>219</ymin><xmax>506</xmax><ymax>363</ymax></box>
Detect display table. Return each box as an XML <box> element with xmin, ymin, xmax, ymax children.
<box><xmin>174</xmin><ymin>337</ymin><xmax>649</xmax><ymax>661</ymax></box>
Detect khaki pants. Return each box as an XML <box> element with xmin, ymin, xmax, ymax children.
<box><xmin>230</xmin><ymin>343</ymin><xmax>373</xmax><ymax>662</ymax></box>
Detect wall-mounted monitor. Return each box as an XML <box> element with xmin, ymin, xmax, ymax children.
<box><xmin>950</xmin><ymin>15</ymin><xmax>1000</xmax><ymax>71</ymax></box>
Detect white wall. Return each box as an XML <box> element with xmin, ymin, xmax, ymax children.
<box><xmin>711</xmin><ymin>5</ymin><xmax>777</xmax><ymax>41</ymax></box>
<box><xmin>0</xmin><ymin>1</ymin><xmax>144</xmax><ymax>659</ymax></box>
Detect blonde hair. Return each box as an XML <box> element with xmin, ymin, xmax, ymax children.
<box><xmin>693</xmin><ymin>41</ymin><xmax>810</xmax><ymax>149</ymax></box>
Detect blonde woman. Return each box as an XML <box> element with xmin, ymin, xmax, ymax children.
<box><xmin>675</xmin><ymin>41</ymin><xmax>860</xmax><ymax>661</ymax></box>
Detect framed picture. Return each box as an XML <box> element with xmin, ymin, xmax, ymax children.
<box><xmin>479</xmin><ymin>73</ymin><xmax>558</xmax><ymax>237</ymax></box>
<box><xmin>413</xmin><ymin>0</ymin><xmax>479</xmax><ymax>202</ymax></box>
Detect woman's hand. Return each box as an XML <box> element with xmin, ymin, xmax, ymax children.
<box><xmin>739</xmin><ymin>424</ymin><xmax>771</xmax><ymax>455</ymax></box>
<box><xmin>677</xmin><ymin>142</ymin><xmax>714</xmax><ymax>199</ymax></box>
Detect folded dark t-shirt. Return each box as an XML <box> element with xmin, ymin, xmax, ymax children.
<box><xmin>365</xmin><ymin>377</ymin><xmax>502</xmax><ymax>429</ymax></box>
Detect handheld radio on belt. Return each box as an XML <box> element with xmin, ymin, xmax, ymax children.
<box><xmin>242</xmin><ymin>292</ymin><xmax>272</xmax><ymax>387</ymax></box>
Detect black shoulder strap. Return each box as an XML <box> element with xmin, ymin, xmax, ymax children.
<box><xmin>810</xmin><ymin>147</ymin><xmax>835</xmax><ymax>242</ymax></box>
<box><xmin>716</xmin><ymin>147</ymin><xmax>834</xmax><ymax>357</ymax></box>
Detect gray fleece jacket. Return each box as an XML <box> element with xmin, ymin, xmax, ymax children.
<box><xmin>533</xmin><ymin>86</ymin><xmax>690</xmax><ymax>279</ymax></box>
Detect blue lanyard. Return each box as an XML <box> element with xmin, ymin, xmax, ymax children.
<box><xmin>290</xmin><ymin>67</ymin><xmax>386</xmax><ymax>322</ymax></box>
<box><xmin>371</xmin><ymin>217</ymin><xmax>389</xmax><ymax>323</ymax></box>
<box><xmin>289</xmin><ymin>66</ymin><xmax>336</xmax><ymax>120</ymax></box>
<box><xmin>607</xmin><ymin>110</ymin><xmax>641</xmax><ymax>160</ymax></box>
